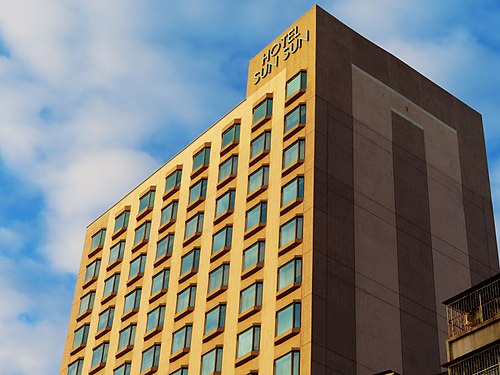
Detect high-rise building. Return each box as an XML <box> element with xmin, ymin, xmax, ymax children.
<box><xmin>60</xmin><ymin>6</ymin><xmax>499</xmax><ymax>375</ymax></box>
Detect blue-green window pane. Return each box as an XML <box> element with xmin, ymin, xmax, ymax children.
<box><xmin>181</xmin><ymin>249</ymin><xmax>200</xmax><ymax>275</ymax></box>
<box><xmin>208</xmin><ymin>264</ymin><xmax>229</xmax><ymax>293</ymax></box>
<box><xmin>124</xmin><ymin>289</ymin><xmax>141</xmax><ymax>313</ymax></box>
<box><xmin>141</xmin><ymin>344</ymin><xmax>160</xmax><ymax>372</ymax></box>
<box><xmin>279</xmin><ymin>217</ymin><xmax>303</xmax><ymax>248</ymax></box>
<box><xmin>277</xmin><ymin>303</ymin><xmax>301</xmax><ymax>336</ymax></box>
<box><xmin>129</xmin><ymin>254</ymin><xmax>146</xmax><ymax>279</ymax></box>
<box><xmin>134</xmin><ymin>221</ymin><xmax>151</xmax><ymax>245</ymax></box>
<box><xmin>222</xmin><ymin>124</ymin><xmax>240</xmax><ymax>148</ymax></box>
<box><xmin>109</xmin><ymin>241</ymin><xmax>125</xmax><ymax>265</ymax></box>
<box><xmin>283</xmin><ymin>139</ymin><xmax>305</xmax><ymax>169</ymax></box>
<box><xmin>139</xmin><ymin>190</ymin><xmax>155</xmax><ymax>214</ymax></box>
<box><xmin>72</xmin><ymin>324</ymin><xmax>89</xmax><ymax>348</ymax></box>
<box><xmin>240</xmin><ymin>282</ymin><xmax>263</xmax><ymax>313</ymax></box>
<box><xmin>68</xmin><ymin>359</ymin><xmax>83</xmax><ymax>375</ymax></box>
<box><xmin>212</xmin><ymin>226</ymin><xmax>232</xmax><ymax>255</ymax></box>
<box><xmin>282</xmin><ymin>176</ymin><xmax>304</xmax><ymax>207</ymax></box>
<box><xmin>204</xmin><ymin>305</ymin><xmax>226</xmax><ymax>334</ymax></box>
<box><xmin>91</xmin><ymin>229</ymin><xmax>106</xmax><ymax>250</ymax></box>
<box><xmin>146</xmin><ymin>305</ymin><xmax>165</xmax><ymax>332</ymax></box>
<box><xmin>118</xmin><ymin>324</ymin><xmax>136</xmax><ymax>351</ymax></box>
<box><xmin>201</xmin><ymin>348</ymin><xmax>223</xmax><ymax>375</ymax></box>
<box><xmin>114</xmin><ymin>362</ymin><xmax>131</xmax><ymax>375</ymax></box>
<box><xmin>172</xmin><ymin>326</ymin><xmax>192</xmax><ymax>354</ymax></box>
<box><xmin>103</xmin><ymin>274</ymin><xmax>120</xmax><ymax>297</ymax></box>
<box><xmin>97</xmin><ymin>307</ymin><xmax>114</xmax><ymax>331</ymax></box>
<box><xmin>253</xmin><ymin>98</ymin><xmax>273</xmax><ymax>123</ymax></box>
<box><xmin>215</xmin><ymin>190</ymin><xmax>235</xmax><ymax>217</ymax></box>
<box><xmin>278</xmin><ymin>258</ymin><xmax>302</xmax><ymax>290</ymax></box>
<box><xmin>193</xmin><ymin>147</ymin><xmax>211</xmax><ymax>171</ymax></box>
<box><xmin>79</xmin><ymin>291</ymin><xmax>95</xmax><ymax>314</ymax></box>
<box><xmin>151</xmin><ymin>269</ymin><xmax>170</xmax><ymax>295</ymax></box>
<box><xmin>285</xmin><ymin>105</ymin><xmax>306</xmax><ymax>133</ymax></box>
<box><xmin>176</xmin><ymin>286</ymin><xmax>196</xmax><ymax>313</ymax></box>
<box><xmin>185</xmin><ymin>213</ymin><xmax>204</xmax><ymax>239</ymax></box>
<box><xmin>161</xmin><ymin>201</ymin><xmax>178</xmax><ymax>225</ymax></box>
<box><xmin>219</xmin><ymin>155</ymin><xmax>238</xmax><ymax>182</ymax></box>
<box><xmin>248</xmin><ymin>166</ymin><xmax>269</xmax><ymax>194</ymax></box>
<box><xmin>85</xmin><ymin>259</ymin><xmax>101</xmax><ymax>282</ymax></box>
<box><xmin>165</xmin><ymin>169</ymin><xmax>182</xmax><ymax>192</ymax></box>
<box><xmin>251</xmin><ymin>131</ymin><xmax>271</xmax><ymax>159</ymax></box>
<box><xmin>114</xmin><ymin>210</ymin><xmax>130</xmax><ymax>233</ymax></box>
<box><xmin>237</xmin><ymin>326</ymin><xmax>260</xmax><ymax>358</ymax></box>
<box><xmin>275</xmin><ymin>351</ymin><xmax>300</xmax><ymax>375</ymax></box>
<box><xmin>171</xmin><ymin>369</ymin><xmax>188</xmax><ymax>375</ymax></box>
<box><xmin>189</xmin><ymin>179</ymin><xmax>207</xmax><ymax>203</ymax></box>
<box><xmin>245</xmin><ymin>202</ymin><xmax>267</xmax><ymax>231</ymax></box>
<box><xmin>91</xmin><ymin>342</ymin><xmax>109</xmax><ymax>368</ymax></box>
<box><xmin>243</xmin><ymin>241</ymin><xmax>265</xmax><ymax>271</ymax></box>
<box><xmin>286</xmin><ymin>71</ymin><xmax>306</xmax><ymax>99</ymax></box>
<box><xmin>156</xmin><ymin>234</ymin><xmax>174</xmax><ymax>260</ymax></box>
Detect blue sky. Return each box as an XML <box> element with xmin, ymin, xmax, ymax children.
<box><xmin>0</xmin><ymin>1</ymin><xmax>499</xmax><ymax>374</ymax></box>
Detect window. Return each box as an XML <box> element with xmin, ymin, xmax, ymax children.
<box><xmin>114</xmin><ymin>210</ymin><xmax>130</xmax><ymax>233</ymax></box>
<box><xmin>165</xmin><ymin>169</ymin><xmax>182</xmax><ymax>193</ymax></box>
<box><xmin>97</xmin><ymin>307</ymin><xmax>114</xmax><ymax>332</ymax></box>
<box><xmin>139</xmin><ymin>190</ymin><xmax>155</xmax><ymax>214</ymax></box>
<box><xmin>171</xmin><ymin>368</ymin><xmax>188</xmax><ymax>375</ymax></box>
<box><xmin>208</xmin><ymin>264</ymin><xmax>230</xmax><ymax>293</ymax></box>
<box><xmin>114</xmin><ymin>362</ymin><xmax>131</xmax><ymax>375</ymax></box>
<box><xmin>193</xmin><ymin>146</ymin><xmax>211</xmax><ymax>172</ymax></box>
<box><xmin>286</xmin><ymin>71</ymin><xmax>306</xmax><ymax>99</ymax></box>
<box><xmin>281</xmin><ymin>176</ymin><xmax>304</xmax><ymax>207</ymax></box>
<box><xmin>212</xmin><ymin>226</ymin><xmax>232</xmax><ymax>255</ymax></box>
<box><xmin>201</xmin><ymin>347</ymin><xmax>223</xmax><ymax>375</ymax></box>
<box><xmin>161</xmin><ymin>200</ymin><xmax>178</xmax><ymax>225</ymax></box>
<box><xmin>79</xmin><ymin>291</ymin><xmax>95</xmax><ymax>314</ymax></box>
<box><xmin>284</xmin><ymin>104</ymin><xmax>306</xmax><ymax>133</ymax></box>
<box><xmin>215</xmin><ymin>190</ymin><xmax>235</xmax><ymax>217</ymax></box>
<box><xmin>204</xmin><ymin>304</ymin><xmax>226</xmax><ymax>334</ymax></box>
<box><xmin>134</xmin><ymin>221</ymin><xmax>151</xmax><ymax>246</ymax></box>
<box><xmin>176</xmin><ymin>285</ymin><xmax>196</xmax><ymax>313</ymax></box>
<box><xmin>189</xmin><ymin>179</ymin><xmax>207</xmax><ymax>204</ymax></box>
<box><xmin>276</xmin><ymin>302</ymin><xmax>301</xmax><ymax>336</ymax></box>
<box><xmin>91</xmin><ymin>342</ymin><xmax>109</xmax><ymax>368</ymax></box>
<box><xmin>172</xmin><ymin>325</ymin><xmax>192</xmax><ymax>354</ymax></box>
<box><xmin>185</xmin><ymin>213</ymin><xmax>204</xmax><ymax>239</ymax></box>
<box><xmin>146</xmin><ymin>305</ymin><xmax>165</xmax><ymax>333</ymax></box>
<box><xmin>279</xmin><ymin>216</ymin><xmax>303</xmax><ymax>248</ymax></box>
<box><xmin>85</xmin><ymin>259</ymin><xmax>101</xmax><ymax>282</ymax></box>
<box><xmin>129</xmin><ymin>254</ymin><xmax>146</xmax><ymax>279</ymax></box>
<box><xmin>237</xmin><ymin>326</ymin><xmax>261</xmax><ymax>358</ymax></box>
<box><xmin>103</xmin><ymin>274</ymin><xmax>120</xmax><ymax>298</ymax></box>
<box><xmin>245</xmin><ymin>202</ymin><xmax>267</xmax><ymax>231</ymax></box>
<box><xmin>124</xmin><ymin>288</ymin><xmax>141</xmax><ymax>314</ymax></box>
<box><xmin>240</xmin><ymin>282</ymin><xmax>263</xmax><ymax>314</ymax></box>
<box><xmin>109</xmin><ymin>241</ymin><xmax>125</xmax><ymax>265</ymax></box>
<box><xmin>118</xmin><ymin>324</ymin><xmax>136</xmax><ymax>351</ymax></box>
<box><xmin>222</xmin><ymin>123</ymin><xmax>240</xmax><ymax>148</ymax></box>
<box><xmin>248</xmin><ymin>166</ymin><xmax>269</xmax><ymax>194</ymax></box>
<box><xmin>141</xmin><ymin>344</ymin><xmax>161</xmax><ymax>373</ymax></box>
<box><xmin>180</xmin><ymin>248</ymin><xmax>200</xmax><ymax>276</ymax></box>
<box><xmin>156</xmin><ymin>234</ymin><xmax>174</xmax><ymax>260</ymax></box>
<box><xmin>72</xmin><ymin>324</ymin><xmax>90</xmax><ymax>349</ymax></box>
<box><xmin>218</xmin><ymin>155</ymin><xmax>238</xmax><ymax>182</ymax></box>
<box><xmin>251</xmin><ymin>131</ymin><xmax>271</xmax><ymax>159</ymax></box>
<box><xmin>275</xmin><ymin>350</ymin><xmax>300</xmax><ymax>375</ymax></box>
<box><xmin>151</xmin><ymin>268</ymin><xmax>170</xmax><ymax>295</ymax></box>
<box><xmin>243</xmin><ymin>241</ymin><xmax>265</xmax><ymax>271</ymax></box>
<box><xmin>90</xmin><ymin>229</ymin><xmax>106</xmax><ymax>251</ymax></box>
<box><xmin>253</xmin><ymin>98</ymin><xmax>273</xmax><ymax>124</ymax></box>
<box><xmin>278</xmin><ymin>258</ymin><xmax>302</xmax><ymax>291</ymax></box>
<box><xmin>68</xmin><ymin>359</ymin><xmax>83</xmax><ymax>375</ymax></box>
<box><xmin>283</xmin><ymin>139</ymin><xmax>305</xmax><ymax>169</ymax></box>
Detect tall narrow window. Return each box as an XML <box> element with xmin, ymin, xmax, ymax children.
<box><xmin>279</xmin><ymin>216</ymin><xmax>303</xmax><ymax>248</ymax></box>
<box><xmin>123</xmin><ymin>288</ymin><xmax>141</xmax><ymax>314</ymax></box>
<box><xmin>114</xmin><ymin>210</ymin><xmax>130</xmax><ymax>233</ymax></box>
<box><xmin>276</xmin><ymin>302</ymin><xmax>301</xmax><ymax>336</ymax></box>
<box><xmin>109</xmin><ymin>241</ymin><xmax>125</xmax><ymax>265</ymax></box>
<box><xmin>193</xmin><ymin>147</ymin><xmax>211</xmax><ymax>172</ymax></box>
<box><xmin>161</xmin><ymin>200</ymin><xmax>178</xmax><ymax>225</ymax></box>
<box><xmin>141</xmin><ymin>344</ymin><xmax>161</xmax><ymax>373</ymax></box>
<box><xmin>212</xmin><ymin>226</ymin><xmax>232</xmax><ymax>255</ymax></box>
<box><xmin>91</xmin><ymin>342</ymin><xmax>109</xmax><ymax>369</ymax></box>
<box><xmin>165</xmin><ymin>169</ymin><xmax>182</xmax><ymax>193</ymax></box>
<box><xmin>90</xmin><ymin>229</ymin><xmax>106</xmax><ymax>251</ymax></box>
<box><xmin>156</xmin><ymin>234</ymin><xmax>174</xmax><ymax>260</ymax></box>
<box><xmin>171</xmin><ymin>325</ymin><xmax>192</xmax><ymax>354</ymax></box>
<box><xmin>146</xmin><ymin>305</ymin><xmax>165</xmax><ymax>333</ymax></box>
<box><xmin>85</xmin><ymin>259</ymin><xmax>101</xmax><ymax>283</ymax></box>
<box><xmin>253</xmin><ymin>98</ymin><xmax>273</xmax><ymax>124</ymax></box>
<box><xmin>138</xmin><ymin>190</ymin><xmax>155</xmax><ymax>214</ymax></box>
<box><xmin>118</xmin><ymin>324</ymin><xmax>136</xmax><ymax>351</ymax></box>
<box><xmin>68</xmin><ymin>359</ymin><xmax>84</xmax><ymax>375</ymax></box>
<box><xmin>114</xmin><ymin>362</ymin><xmax>131</xmax><ymax>375</ymax></box>
<box><xmin>97</xmin><ymin>307</ymin><xmax>114</xmax><ymax>332</ymax></box>
<box><xmin>129</xmin><ymin>254</ymin><xmax>146</xmax><ymax>280</ymax></box>
<box><xmin>283</xmin><ymin>139</ymin><xmax>305</xmax><ymax>169</ymax></box>
<box><xmin>286</xmin><ymin>71</ymin><xmax>307</xmax><ymax>99</ymax></box>
<box><xmin>237</xmin><ymin>326</ymin><xmax>261</xmax><ymax>358</ymax></box>
<box><xmin>243</xmin><ymin>241</ymin><xmax>265</xmax><ymax>271</ymax></box>
<box><xmin>180</xmin><ymin>248</ymin><xmax>200</xmax><ymax>276</ymax></box>
<box><xmin>208</xmin><ymin>264</ymin><xmax>230</xmax><ymax>293</ymax></box>
<box><xmin>281</xmin><ymin>176</ymin><xmax>304</xmax><ymax>207</ymax></box>
<box><xmin>189</xmin><ymin>179</ymin><xmax>208</xmax><ymax>203</ymax></box>
<box><xmin>103</xmin><ymin>273</ymin><xmax>120</xmax><ymax>298</ymax></box>
<box><xmin>204</xmin><ymin>304</ymin><xmax>226</xmax><ymax>335</ymax></box>
<box><xmin>215</xmin><ymin>190</ymin><xmax>235</xmax><ymax>218</ymax></box>
<box><xmin>245</xmin><ymin>202</ymin><xmax>267</xmax><ymax>231</ymax></box>
<box><xmin>79</xmin><ymin>291</ymin><xmax>95</xmax><ymax>315</ymax></box>
<box><xmin>72</xmin><ymin>324</ymin><xmax>90</xmax><ymax>349</ymax></box>
<box><xmin>176</xmin><ymin>285</ymin><xmax>196</xmax><ymax>313</ymax></box>
<box><xmin>251</xmin><ymin>131</ymin><xmax>271</xmax><ymax>159</ymax></box>
<box><xmin>278</xmin><ymin>258</ymin><xmax>302</xmax><ymax>291</ymax></box>
<box><xmin>222</xmin><ymin>123</ymin><xmax>240</xmax><ymax>148</ymax></box>
<box><xmin>275</xmin><ymin>350</ymin><xmax>300</xmax><ymax>375</ymax></box>
<box><xmin>151</xmin><ymin>268</ymin><xmax>170</xmax><ymax>296</ymax></box>
<box><xmin>134</xmin><ymin>221</ymin><xmax>151</xmax><ymax>246</ymax></box>
<box><xmin>284</xmin><ymin>104</ymin><xmax>306</xmax><ymax>133</ymax></box>
<box><xmin>185</xmin><ymin>213</ymin><xmax>204</xmax><ymax>239</ymax></box>
<box><xmin>248</xmin><ymin>166</ymin><xmax>269</xmax><ymax>195</ymax></box>
<box><xmin>218</xmin><ymin>155</ymin><xmax>238</xmax><ymax>182</ymax></box>
<box><xmin>240</xmin><ymin>282</ymin><xmax>263</xmax><ymax>314</ymax></box>
<box><xmin>201</xmin><ymin>347</ymin><xmax>223</xmax><ymax>375</ymax></box>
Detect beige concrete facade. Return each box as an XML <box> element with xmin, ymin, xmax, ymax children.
<box><xmin>61</xmin><ymin>6</ymin><xmax>499</xmax><ymax>375</ymax></box>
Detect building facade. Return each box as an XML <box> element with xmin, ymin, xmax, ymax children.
<box><xmin>60</xmin><ymin>6</ymin><xmax>499</xmax><ymax>375</ymax></box>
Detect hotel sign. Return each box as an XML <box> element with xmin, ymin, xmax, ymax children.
<box><xmin>253</xmin><ymin>26</ymin><xmax>310</xmax><ymax>85</ymax></box>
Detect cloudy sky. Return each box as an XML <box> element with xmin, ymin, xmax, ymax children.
<box><xmin>0</xmin><ymin>0</ymin><xmax>499</xmax><ymax>374</ymax></box>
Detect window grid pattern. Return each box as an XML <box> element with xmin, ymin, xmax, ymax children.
<box><xmin>284</xmin><ymin>104</ymin><xmax>306</xmax><ymax>133</ymax></box>
<box><xmin>108</xmin><ymin>241</ymin><xmax>125</xmax><ymax>265</ymax></box>
<box><xmin>276</xmin><ymin>302</ymin><xmax>301</xmax><ymax>336</ymax></box>
<box><xmin>193</xmin><ymin>147</ymin><xmax>211</xmax><ymax>171</ymax></box>
<box><xmin>237</xmin><ymin>325</ymin><xmax>261</xmax><ymax>358</ymax></box>
<box><xmin>139</xmin><ymin>190</ymin><xmax>155</xmax><ymax>214</ymax></box>
<box><xmin>156</xmin><ymin>234</ymin><xmax>174</xmax><ymax>260</ymax></box>
<box><xmin>208</xmin><ymin>264</ymin><xmax>230</xmax><ymax>293</ymax></box>
<box><xmin>79</xmin><ymin>291</ymin><xmax>95</xmax><ymax>315</ymax></box>
<box><xmin>278</xmin><ymin>258</ymin><xmax>302</xmax><ymax>291</ymax></box>
<box><xmin>141</xmin><ymin>344</ymin><xmax>161</xmax><ymax>372</ymax></box>
<box><xmin>243</xmin><ymin>241</ymin><xmax>265</xmax><ymax>271</ymax></box>
<box><xmin>215</xmin><ymin>190</ymin><xmax>235</xmax><ymax>217</ymax></box>
<box><xmin>72</xmin><ymin>324</ymin><xmax>89</xmax><ymax>348</ymax></box>
<box><xmin>118</xmin><ymin>324</ymin><xmax>136</xmax><ymax>351</ymax></box>
<box><xmin>134</xmin><ymin>221</ymin><xmax>151</xmax><ymax>246</ymax></box>
<box><xmin>218</xmin><ymin>155</ymin><xmax>238</xmax><ymax>182</ymax></box>
<box><xmin>97</xmin><ymin>307</ymin><xmax>115</xmax><ymax>332</ymax></box>
<box><xmin>212</xmin><ymin>226</ymin><xmax>232</xmax><ymax>255</ymax></box>
<box><xmin>181</xmin><ymin>248</ymin><xmax>200</xmax><ymax>276</ymax></box>
<box><xmin>85</xmin><ymin>259</ymin><xmax>101</xmax><ymax>282</ymax></box>
<box><xmin>165</xmin><ymin>169</ymin><xmax>182</xmax><ymax>193</ymax></box>
<box><xmin>251</xmin><ymin>131</ymin><xmax>271</xmax><ymax>159</ymax></box>
<box><xmin>240</xmin><ymin>282</ymin><xmax>263</xmax><ymax>313</ymax></box>
<box><xmin>146</xmin><ymin>305</ymin><xmax>165</xmax><ymax>332</ymax></box>
<box><xmin>124</xmin><ymin>289</ymin><xmax>141</xmax><ymax>314</ymax></box>
<box><xmin>248</xmin><ymin>166</ymin><xmax>269</xmax><ymax>194</ymax></box>
<box><xmin>246</xmin><ymin>202</ymin><xmax>267</xmax><ymax>231</ymax></box>
<box><xmin>176</xmin><ymin>285</ymin><xmax>197</xmax><ymax>313</ymax></box>
<box><xmin>114</xmin><ymin>210</ymin><xmax>130</xmax><ymax>233</ymax></box>
<box><xmin>161</xmin><ymin>200</ymin><xmax>178</xmax><ymax>225</ymax></box>
<box><xmin>286</xmin><ymin>71</ymin><xmax>307</xmax><ymax>99</ymax></box>
<box><xmin>185</xmin><ymin>213</ymin><xmax>204</xmax><ymax>239</ymax></box>
<box><xmin>91</xmin><ymin>342</ymin><xmax>109</xmax><ymax>368</ymax></box>
<box><xmin>129</xmin><ymin>254</ymin><xmax>147</xmax><ymax>279</ymax></box>
<box><xmin>171</xmin><ymin>325</ymin><xmax>192</xmax><ymax>354</ymax></box>
<box><xmin>283</xmin><ymin>139</ymin><xmax>305</xmax><ymax>169</ymax></box>
<box><xmin>189</xmin><ymin>179</ymin><xmax>207</xmax><ymax>204</ymax></box>
<box><xmin>253</xmin><ymin>98</ymin><xmax>273</xmax><ymax>123</ymax></box>
<box><xmin>222</xmin><ymin>123</ymin><xmax>240</xmax><ymax>148</ymax></box>
<box><xmin>151</xmin><ymin>268</ymin><xmax>170</xmax><ymax>295</ymax></box>
<box><xmin>204</xmin><ymin>304</ymin><xmax>226</xmax><ymax>335</ymax></box>
<box><xmin>90</xmin><ymin>229</ymin><xmax>106</xmax><ymax>251</ymax></box>
<box><xmin>282</xmin><ymin>176</ymin><xmax>304</xmax><ymax>207</ymax></box>
<box><xmin>103</xmin><ymin>274</ymin><xmax>120</xmax><ymax>297</ymax></box>
<box><xmin>201</xmin><ymin>347</ymin><xmax>223</xmax><ymax>375</ymax></box>
<box><xmin>275</xmin><ymin>350</ymin><xmax>300</xmax><ymax>375</ymax></box>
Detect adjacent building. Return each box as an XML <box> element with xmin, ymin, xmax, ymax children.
<box><xmin>60</xmin><ymin>6</ymin><xmax>500</xmax><ymax>375</ymax></box>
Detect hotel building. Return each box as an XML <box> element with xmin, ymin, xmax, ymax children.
<box><xmin>60</xmin><ymin>6</ymin><xmax>499</xmax><ymax>375</ymax></box>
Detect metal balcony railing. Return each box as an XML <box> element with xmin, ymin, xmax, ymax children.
<box><xmin>448</xmin><ymin>345</ymin><xmax>500</xmax><ymax>375</ymax></box>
